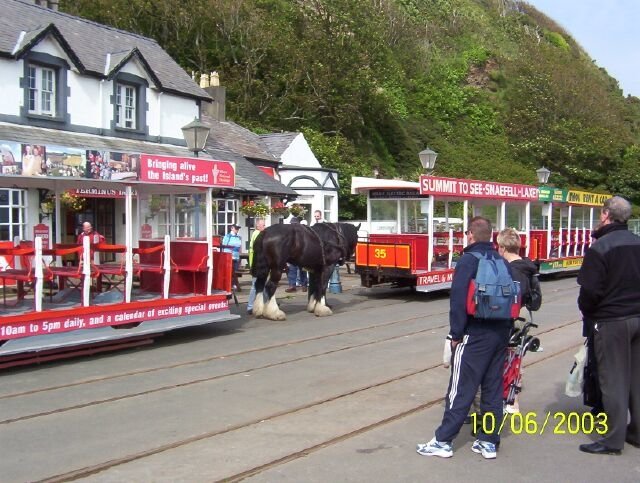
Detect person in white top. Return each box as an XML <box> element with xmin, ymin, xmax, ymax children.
<box><xmin>312</xmin><ymin>210</ymin><xmax>323</xmax><ymax>225</ymax></box>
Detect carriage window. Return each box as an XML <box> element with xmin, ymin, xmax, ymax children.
<box><xmin>400</xmin><ymin>199</ymin><xmax>428</xmax><ymax>234</ymax></box>
<box><xmin>370</xmin><ymin>199</ymin><xmax>398</xmax><ymax>233</ymax></box>
<box><xmin>0</xmin><ymin>189</ymin><xmax>27</xmax><ymax>241</ymax></box>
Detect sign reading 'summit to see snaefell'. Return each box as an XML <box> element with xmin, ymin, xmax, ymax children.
<box><xmin>419</xmin><ymin>176</ymin><xmax>539</xmax><ymax>201</ymax></box>
<box><xmin>139</xmin><ymin>154</ymin><xmax>235</xmax><ymax>188</ymax></box>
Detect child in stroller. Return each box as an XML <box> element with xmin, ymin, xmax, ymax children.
<box><xmin>503</xmin><ymin>313</ymin><xmax>541</xmax><ymax>411</ymax></box>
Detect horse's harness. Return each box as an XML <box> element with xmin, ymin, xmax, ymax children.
<box><xmin>306</xmin><ymin>223</ymin><xmax>348</xmax><ymax>267</ymax></box>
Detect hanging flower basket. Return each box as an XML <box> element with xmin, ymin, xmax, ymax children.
<box><xmin>60</xmin><ymin>191</ymin><xmax>87</xmax><ymax>212</ymax></box>
<box><xmin>271</xmin><ymin>201</ymin><xmax>290</xmax><ymax>217</ymax></box>
<box><xmin>240</xmin><ymin>200</ymin><xmax>271</xmax><ymax>217</ymax></box>
<box><xmin>288</xmin><ymin>204</ymin><xmax>307</xmax><ymax>218</ymax></box>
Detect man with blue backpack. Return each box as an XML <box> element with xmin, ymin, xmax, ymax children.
<box><xmin>417</xmin><ymin>216</ymin><xmax>519</xmax><ymax>460</ymax></box>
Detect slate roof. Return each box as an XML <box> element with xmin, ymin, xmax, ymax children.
<box><xmin>0</xmin><ymin>122</ymin><xmax>297</xmax><ymax>196</ymax></box>
<box><xmin>259</xmin><ymin>132</ymin><xmax>299</xmax><ymax>160</ymax></box>
<box><xmin>202</xmin><ymin>113</ymin><xmax>277</xmax><ymax>163</ymax></box>
<box><xmin>1</xmin><ymin>0</ymin><xmax>210</xmax><ymax>100</ymax></box>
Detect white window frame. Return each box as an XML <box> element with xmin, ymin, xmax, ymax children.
<box><xmin>27</xmin><ymin>65</ymin><xmax>56</xmax><ymax>117</ymax></box>
<box><xmin>324</xmin><ymin>195</ymin><xmax>333</xmax><ymax>223</ymax></box>
<box><xmin>214</xmin><ymin>199</ymin><xmax>238</xmax><ymax>237</ymax></box>
<box><xmin>115</xmin><ymin>83</ymin><xmax>137</xmax><ymax>129</ymax></box>
<box><xmin>0</xmin><ymin>189</ymin><xmax>27</xmax><ymax>241</ymax></box>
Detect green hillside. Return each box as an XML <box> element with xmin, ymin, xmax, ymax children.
<box><xmin>61</xmin><ymin>0</ymin><xmax>640</xmax><ymax>218</ymax></box>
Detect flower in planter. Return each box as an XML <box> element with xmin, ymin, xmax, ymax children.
<box><xmin>288</xmin><ymin>203</ymin><xmax>307</xmax><ymax>218</ymax></box>
<box><xmin>60</xmin><ymin>191</ymin><xmax>87</xmax><ymax>212</ymax></box>
<box><xmin>240</xmin><ymin>200</ymin><xmax>271</xmax><ymax>217</ymax></box>
<box><xmin>271</xmin><ymin>201</ymin><xmax>290</xmax><ymax>217</ymax></box>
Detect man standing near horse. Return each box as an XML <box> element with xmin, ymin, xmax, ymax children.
<box><xmin>247</xmin><ymin>219</ymin><xmax>266</xmax><ymax>315</ymax></box>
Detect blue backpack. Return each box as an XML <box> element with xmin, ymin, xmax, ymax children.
<box><xmin>466</xmin><ymin>252</ymin><xmax>521</xmax><ymax>320</ymax></box>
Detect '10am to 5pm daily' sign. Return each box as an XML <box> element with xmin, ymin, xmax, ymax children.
<box><xmin>140</xmin><ymin>154</ymin><xmax>235</xmax><ymax>188</ymax></box>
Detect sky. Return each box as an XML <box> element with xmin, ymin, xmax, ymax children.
<box><xmin>525</xmin><ymin>0</ymin><xmax>640</xmax><ymax>98</ymax></box>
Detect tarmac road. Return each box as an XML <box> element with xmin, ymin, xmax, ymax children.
<box><xmin>0</xmin><ymin>274</ymin><xmax>638</xmax><ymax>482</ymax></box>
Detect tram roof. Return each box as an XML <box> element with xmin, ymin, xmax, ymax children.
<box><xmin>351</xmin><ymin>177</ymin><xmax>420</xmax><ymax>195</ymax></box>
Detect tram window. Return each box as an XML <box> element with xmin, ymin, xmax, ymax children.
<box><xmin>400</xmin><ymin>200</ymin><xmax>428</xmax><ymax>234</ymax></box>
<box><xmin>371</xmin><ymin>199</ymin><xmax>398</xmax><ymax>233</ymax></box>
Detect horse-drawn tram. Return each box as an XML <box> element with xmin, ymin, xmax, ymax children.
<box><xmin>352</xmin><ymin>175</ymin><xmax>609</xmax><ymax>292</ymax></box>
<box><xmin>0</xmin><ymin>152</ymin><xmax>239</xmax><ymax>366</ymax></box>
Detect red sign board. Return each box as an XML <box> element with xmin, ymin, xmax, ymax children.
<box><xmin>140</xmin><ymin>154</ymin><xmax>235</xmax><ymax>188</ymax></box>
<box><xmin>33</xmin><ymin>223</ymin><xmax>50</xmax><ymax>249</ymax></box>
<box><xmin>140</xmin><ymin>224</ymin><xmax>152</xmax><ymax>239</ymax></box>
<box><xmin>420</xmin><ymin>176</ymin><xmax>539</xmax><ymax>201</ymax></box>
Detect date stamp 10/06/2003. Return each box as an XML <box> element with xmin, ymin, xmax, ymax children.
<box><xmin>470</xmin><ymin>412</ymin><xmax>608</xmax><ymax>436</ymax></box>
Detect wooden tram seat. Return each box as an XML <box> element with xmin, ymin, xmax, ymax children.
<box><xmin>0</xmin><ymin>245</ymin><xmax>51</xmax><ymax>307</ymax></box>
<box><xmin>93</xmin><ymin>244</ymin><xmax>127</xmax><ymax>296</ymax></box>
<box><xmin>133</xmin><ymin>241</ymin><xmax>176</xmax><ymax>297</ymax></box>
<box><xmin>45</xmin><ymin>245</ymin><xmax>91</xmax><ymax>302</ymax></box>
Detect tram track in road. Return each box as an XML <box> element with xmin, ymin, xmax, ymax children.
<box><xmin>0</xmin><ymin>280</ymin><xmax>577</xmax><ymax>402</ymax></box>
<box><xmin>34</xmin><ymin>319</ymin><xmax>583</xmax><ymax>483</ymax></box>
<box><xmin>0</xmin><ymin>285</ymin><xmax>578</xmax><ymax>426</ymax></box>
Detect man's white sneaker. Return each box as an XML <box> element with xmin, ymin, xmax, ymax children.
<box><xmin>416</xmin><ymin>437</ymin><xmax>453</xmax><ymax>458</ymax></box>
<box><xmin>471</xmin><ymin>439</ymin><xmax>497</xmax><ymax>459</ymax></box>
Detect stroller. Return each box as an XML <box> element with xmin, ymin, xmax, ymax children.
<box><xmin>503</xmin><ymin>313</ymin><xmax>541</xmax><ymax>406</ymax></box>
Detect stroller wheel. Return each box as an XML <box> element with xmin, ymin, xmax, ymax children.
<box><xmin>524</xmin><ymin>336</ymin><xmax>541</xmax><ymax>353</ymax></box>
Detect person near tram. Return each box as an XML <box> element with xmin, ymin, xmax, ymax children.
<box><xmin>76</xmin><ymin>221</ymin><xmax>105</xmax><ymax>245</ymax></box>
<box><xmin>285</xmin><ymin>217</ymin><xmax>308</xmax><ymax>292</ymax></box>
<box><xmin>577</xmin><ymin>196</ymin><xmax>640</xmax><ymax>455</ymax></box>
<box><xmin>312</xmin><ymin>210</ymin><xmax>323</xmax><ymax>225</ymax></box>
<box><xmin>247</xmin><ymin>219</ymin><xmax>266</xmax><ymax>315</ymax></box>
<box><xmin>222</xmin><ymin>224</ymin><xmax>243</xmax><ymax>291</ymax></box>
<box><xmin>417</xmin><ymin>216</ymin><xmax>513</xmax><ymax>460</ymax></box>
<box><xmin>496</xmin><ymin>227</ymin><xmax>540</xmax><ymax>413</ymax></box>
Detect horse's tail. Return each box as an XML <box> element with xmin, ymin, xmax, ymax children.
<box><xmin>251</xmin><ymin>232</ymin><xmax>269</xmax><ymax>281</ymax></box>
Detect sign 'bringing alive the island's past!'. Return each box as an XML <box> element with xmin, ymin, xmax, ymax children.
<box><xmin>139</xmin><ymin>154</ymin><xmax>235</xmax><ymax>188</ymax></box>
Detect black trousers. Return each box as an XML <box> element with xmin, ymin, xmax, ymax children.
<box><xmin>594</xmin><ymin>316</ymin><xmax>640</xmax><ymax>449</ymax></box>
<box><xmin>435</xmin><ymin>326</ymin><xmax>511</xmax><ymax>445</ymax></box>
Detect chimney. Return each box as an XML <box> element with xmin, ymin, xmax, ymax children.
<box><xmin>34</xmin><ymin>0</ymin><xmax>59</xmax><ymax>10</ymax></box>
<box><xmin>203</xmin><ymin>71</ymin><xmax>226</xmax><ymax>122</ymax></box>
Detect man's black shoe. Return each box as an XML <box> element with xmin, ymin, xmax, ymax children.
<box><xmin>579</xmin><ymin>442</ymin><xmax>621</xmax><ymax>455</ymax></box>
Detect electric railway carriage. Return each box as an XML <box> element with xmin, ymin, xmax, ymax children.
<box><xmin>352</xmin><ymin>175</ymin><xmax>610</xmax><ymax>292</ymax></box>
<box><xmin>0</xmin><ymin>153</ymin><xmax>240</xmax><ymax>366</ymax></box>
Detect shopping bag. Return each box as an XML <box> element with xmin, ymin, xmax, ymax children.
<box><xmin>565</xmin><ymin>342</ymin><xmax>586</xmax><ymax>397</ymax></box>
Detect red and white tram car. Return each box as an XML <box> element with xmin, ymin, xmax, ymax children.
<box><xmin>0</xmin><ymin>153</ymin><xmax>239</xmax><ymax>366</ymax></box>
<box><xmin>353</xmin><ymin>175</ymin><xmax>610</xmax><ymax>292</ymax></box>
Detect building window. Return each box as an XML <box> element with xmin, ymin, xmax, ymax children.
<box><xmin>28</xmin><ymin>65</ymin><xmax>56</xmax><ymax>116</ymax></box>
<box><xmin>21</xmin><ymin>52</ymin><xmax>68</xmax><ymax>124</ymax></box>
<box><xmin>324</xmin><ymin>195</ymin><xmax>333</xmax><ymax>223</ymax></box>
<box><xmin>214</xmin><ymin>199</ymin><xmax>238</xmax><ymax>237</ymax></box>
<box><xmin>115</xmin><ymin>83</ymin><xmax>136</xmax><ymax>129</ymax></box>
<box><xmin>0</xmin><ymin>189</ymin><xmax>27</xmax><ymax>241</ymax></box>
<box><xmin>110</xmin><ymin>73</ymin><xmax>148</xmax><ymax>136</ymax></box>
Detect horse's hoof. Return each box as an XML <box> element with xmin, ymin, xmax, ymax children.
<box><xmin>307</xmin><ymin>299</ymin><xmax>317</xmax><ymax>313</ymax></box>
<box><xmin>275</xmin><ymin>310</ymin><xmax>286</xmax><ymax>321</ymax></box>
<box><xmin>314</xmin><ymin>305</ymin><xmax>333</xmax><ymax>317</ymax></box>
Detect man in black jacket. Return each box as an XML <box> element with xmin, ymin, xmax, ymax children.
<box><xmin>417</xmin><ymin>217</ymin><xmax>513</xmax><ymax>460</ymax></box>
<box><xmin>577</xmin><ymin>196</ymin><xmax>640</xmax><ymax>455</ymax></box>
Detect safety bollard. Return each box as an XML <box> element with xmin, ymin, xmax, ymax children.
<box><xmin>328</xmin><ymin>265</ymin><xmax>342</xmax><ymax>294</ymax></box>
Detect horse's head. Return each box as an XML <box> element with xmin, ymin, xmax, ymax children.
<box><xmin>337</xmin><ymin>222</ymin><xmax>360</xmax><ymax>263</ymax></box>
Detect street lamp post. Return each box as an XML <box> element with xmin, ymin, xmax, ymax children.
<box><xmin>181</xmin><ymin>117</ymin><xmax>211</xmax><ymax>157</ymax></box>
<box><xmin>418</xmin><ymin>148</ymin><xmax>438</xmax><ymax>175</ymax></box>
<box><xmin>536</xmin><ymin>166</ymin><xmax>551</xmax><ymax>184</ymax></box>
